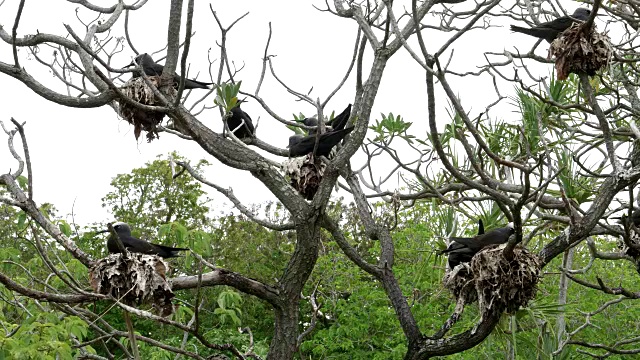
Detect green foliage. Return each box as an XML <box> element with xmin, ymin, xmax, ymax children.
<box><xmin>101</xmin><ymin>152</ymin><xmax>211</xmax><ymax>240</ymax></box>
<box><xmin>3</xmin><ymin>141</ymin><xmax>640</xmax><ymax>359</ymax></box>
<box><xmin>551</xmin><ymin>148</ymin><xmax>598</xmax><ymax>204</ymax></box>
<box><xmin>370</xmin><ymin>112</ymin><xmax>414</xmax><ymax>144</ymax></box>
<box><xmin>214</xmin><ymin>290</ymin><xmax>243</xmax><ymax>326</ymax></box>
<box><xmin>0</xmin><ymin>313</ymin><xmax>91</xmax><ymax>359</ymax></box>
<box><xmin>214</xmin><ymin>81</ymin><xmax>242</xmax><ymax>113</ymax></box>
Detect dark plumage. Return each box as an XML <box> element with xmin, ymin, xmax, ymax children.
<box><xmin>439</xmin><ymin>222</ymin><xmax>514</xmax><ymax>269</ymax></box>
<box><xmin>303</xmin><ymin>117</ymin><xmax>319</xmax><ymax>135</ymax></box>
<box><xmin>302</xmin><ymin>104</ymin><xmax>352</xmax><ymax>135</ymax></box>
<box><xmin>227</xmin><ymin>104</ymin><xmax>255</xmax><ymax>139</ymax></box>
<box><xmin>510</xmin><ymin>8</ymin><xmax>591</xmax><ymax>42</ymax></box>
<box><xmin>126</xmin><ymin>53</ymin><xmax>213</xmax><ymax>89</ymax></box>
<box><xmin>288</xmin><ymin>127</ymin><xmax>354</xmax><ymax>158</ymax></box>
<box><xmin>328</xmin><ymin>104</ymin><xmax>352</xmax><ymax>131</ymax></box>
<box><xmin>98</xmin><ymin>222</ymin><xmax>189</xmax><ymax>258</ymax></box>
<box><xmin>627</xmin><ymin>208</ymin><xmax>640</xmax><ymax>227</ymax></box>
<box><xmin>613</xmin><ymin>208</ymin><xmax>640</xmax><ymax>227</ymax></box>
<box><xmin>614</xmin><ymin>208</ymin><xmax>640</xmax><ymax>258</ymax></box>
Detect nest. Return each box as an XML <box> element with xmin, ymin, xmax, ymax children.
<box><xmin>282</xmin><ymin>155</ymin><xmax>326</xmax><ymax>200</ymax></box>
<box><xmin>549</xmin><ymin>22</ymin><xmax>613</xmax><ymax>80</ymax></box>
<box><xmin>89</xmin><ymin>253</ymin><xmax>175</xmax><ymax>317</ymax></box>
<box><xmin>118</xmin><ymin>76</ymin><xmax>174</xmax><ymax>142</ymax></box>
<box><xmin>444</xmin><ymin>245</ymin><xmax>540</xmax><ymax>314</ymax></box>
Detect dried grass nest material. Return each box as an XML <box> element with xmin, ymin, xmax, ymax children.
<box><xmin>549</xmin><ymin>22</ymin><xmax>613</xmax><ymax>80</ymax></box>
<box><xmin>443</xmin><ymin>245</ymin><xmax>540</xmax><ymax>314</ymax></box>
<box><xmin>118</xmin><ymin>76</ymin><xmax>176</xmax><ymax>142</ymax></box>
<box><xmin>282</xmin><ymin>155</ymin><xmax>326</xmax><ymax>200</ymax></box>
<box><xmin>90</xmin><ymin>253</ymin><xmax>175</xmax><ymax>317</ymax></box>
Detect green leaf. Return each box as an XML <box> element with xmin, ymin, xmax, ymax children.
<box><xmin>57</xmin><ymin>221</ymin><xmax>72</xmax><ymax>237</ymax></box>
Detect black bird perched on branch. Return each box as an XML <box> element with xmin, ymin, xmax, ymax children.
<box><xmin>510</xmin><ymin>8</ymin><xmax>591</xmax><ymax>42</ymax></box>
<box><xmin>125</xmin><ymin>53</ymin><xmax>213</xmax><ymax>89</ymax></box>
<box><xmin>613</xmin><ymin>208</ymin><xmax>640</xmax><ymax>258</ymax></box>
<box><xmin>226</xmin><ymin>103</ymin><xmax>255</xmax><ymax>139</ymax></box>
<box><xmin>288</xmin><ymin>127</ymin><xmax>354</xmax><ymax>158</ymax></box>
<box><xmin>439</xmin><ymin>221</ymin><xmax>514</xmax><ymax>269</ymax></box>
<box><xmin>614</xmin><ymin>208</ymin><xmax>640</xmax><ymax>227</ymax></box>
<box><xmin>303</xmin><ymin>104</ymin><xmax>352</xmax><ymax>135</ymax></box>
<box><xmin>97</xmin><ymin>222</ymin><xmax>189</xmax><ymax>258</ymax></box>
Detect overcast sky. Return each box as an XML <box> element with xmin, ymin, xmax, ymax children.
<box><xmin>0</xmin><ymin>0</ymin><xmax>588</xmax><ymax>226</ymax></box>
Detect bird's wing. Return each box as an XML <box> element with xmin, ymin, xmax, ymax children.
<box><xmin>242</xmin><ymin>110</ymin><xmax>255</xmax><ymax>133</ymax></box>
<box><xmin>476</xmin><ymin>227</ymin><xmax>513</xmax><ymax>246</ymax></box>
<box><xmin>143</xmin><ymin>61</ymin><xmax>164</xmax><ymax>76</ymax></box>
<box><xmin>316</xmin><ymin>127</ymin><xmax>354</xmax><ymax>156</ymax></box>
<box><xmin>539</xmin><ymin>17</ymin><xmax>574</xmax><ymax>31</ymax></box>
<box><xmin>438</xmin><ymin>241</ymin><xmax>465</xmax><ymax>254</ymax></box>
<box><xmin>121</xmin><ymin>236</ymin><xmax>156</xmax><ymax>254</ymax></box>
<box><xmin>150</xmin><ymin>242</ymin><xmax>189</xmax><ymax>258</ymax></box>
<box><xmin>448</xmin><ymin>236</ymin><xmax>478</xmax><ymax>248</ymax></box>
<box><xmin>329</xmin><ymin>104</ymin><xmax>352</xmax><ymax>131</ymax></box>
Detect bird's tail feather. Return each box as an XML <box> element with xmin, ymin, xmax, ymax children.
<box><xmin>510</xmin><ymin>25</ymin><xmax>536</xmax><ymax>36</ymax></box>
<box><xmin>154</xmin><ymin>244</ymin><xmax>189</xmax><ymax>251</ymax></box>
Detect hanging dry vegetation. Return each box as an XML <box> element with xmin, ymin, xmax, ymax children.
<box><xmin>549</xmin><ymin>22</ymin><xmax>613</xmax><ymax>80</ymax></box>
<box><xmin>118</xmin><ymin>76</ymin><xmax>175</xmax><ymax>142</ymax></box>
<box><xmin>282</xmin><ymin>155</ymin><xmax>326</xmax><ymax>200</ymax></box>
<box><xmin>444</xmin><ymin>245</ymin><xmax>540</xmax><ymax>314</ymax></box>
<box><xmin>89</xmin><ymin>253</ymin><xmax>175</xmax><ymax>317</ymax></box>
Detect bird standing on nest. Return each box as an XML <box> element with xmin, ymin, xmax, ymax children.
<box><xmin>125</xmin><ymin>53</ymin><xmax>213</xmax><ymax>90</ymax></box>
<box><xmin>97</xmin><ymin>222</ymin><xmax>189</xmax><ymax>258</ymax></box>
<box><xmin>510</xmin><ymin>8</ymin><xmax>591</xmax><ymax>43</ymax></box>
<box><xmin>439</xmin><ymin>221</ymin><xmax>514</xmax><ymax>269</ymax></box>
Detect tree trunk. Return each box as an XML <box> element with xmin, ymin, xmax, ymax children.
<box><xmin>267</xmin><ymin>303</ymin><xmax>300</xmax><ymax>360</ymax></box>
<box><xmin>556</xmin><ymin>247</ymin><xmax>574</xmax><ymax>345</ymax></box>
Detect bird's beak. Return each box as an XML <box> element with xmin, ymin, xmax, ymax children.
<box><xmin>95</xmin><ymin>229</ymin><xmax>109</xmax><ymax>234</ymax></box>
<box><xmin>610</xmin><ymin>216</ymin><xmax>624</xmax><ymax>224</ymax></box>
<box><xmin>123</xmin><ymin>60</ymin><xmax>136</xmax><ymax>68</ymax></box>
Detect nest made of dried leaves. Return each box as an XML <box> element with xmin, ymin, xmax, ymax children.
<box><xmin>444</xmin><ymin>245</ymin><xmax>540</xmax><ymax>314</ymax></box>
<box><xmin>549</xmin><ymin>22</ymin><xmax>613</xmax><ymax>80</ymax></box>
<box><xmin>90</xmin><ymin>253</ymin><xmax>175</xmax><ymax>317</ymax></box>
<box><xmin>282</xmin><ymin>155</ymin><xmax>326</xmax><ymax>200</ymax></box>
<box><xmin>118</xmin><ymin>76</ymin><xmax>175</xmax><ymax>142</ymax></box>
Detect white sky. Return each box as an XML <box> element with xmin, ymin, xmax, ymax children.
<box><xmin>0</xmin><ymin>0</ymin><xmax>587</xmax><ymax>225</ymax></box>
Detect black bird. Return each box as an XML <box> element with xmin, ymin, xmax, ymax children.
<box><xmin>125</xmin><ymin>53</ymin><xmax>213</xmax><ymax>89</ymax></box>
<box><xmin>510</xmin><ymin>8</ymin><xmax>591</xmax><ymax>42</ymax></box>
<box><xmin>477</xmin><ymin>218</ymin><xmax>485</xmax><ymax>235</ymax></box>
<box><xmin>302</xmin><ymin>104</ymin><xmax>352</xmax><ymax>135</ymax></box>
<box><xmin>226</xmin><ymin>104</ymin><xmax>255</xmax><ymax>139</ymax></box>
<box><xmin>613</xmin><ymin>208</ymin><xmax>640</xmax><ymax>227</ymax></box>
<box><xmin>613</xmin><ymin>208</ymin><xmax>640</xmax><ymax>258</ymax></box>
<box><xmin>328</xmin><ymin>103</ymin><xmax>352</xmax><ymax>131</ymax></box>
<box><xmin>439</xmin><ymin>222</ymin><xmax>514</xmax><ymax>269</ymax></box>
<box><xmin>302</xmin><ymin>117</ymin><xmax>319</xmax><ymax>135</ymax></box>
<box><xmin>97</xmin><ymin>222</ymin><xmax>189</xmax><ymax>258</ymax></box>
<box><xmin>288</xmin><ymin>127</ymin><xmax>354</xmax><ymax>158</ymax></box>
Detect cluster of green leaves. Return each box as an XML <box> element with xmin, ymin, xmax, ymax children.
<box><xmin>101</xmin><ymin>152</ymin><xmax>211</xmax><ymax>240</ymax></box>
<box><xmin>369</xmin><ymin>112</ymin><xmax>416</xmax><ymax>145</ymax></box>
<box><xmin>4</xmin><ymin>147</ymin><xmax>640</xmax><ymax>359</ymax></box>
<box><xmin>214</xmin><ymin>81</ymin><xmax>242</xmax><ymax>113</ymax></box>
<box><xmin>0</xmin><ymin>311</ymin><xmax>90</xmax><ymax>359</ymax></box>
